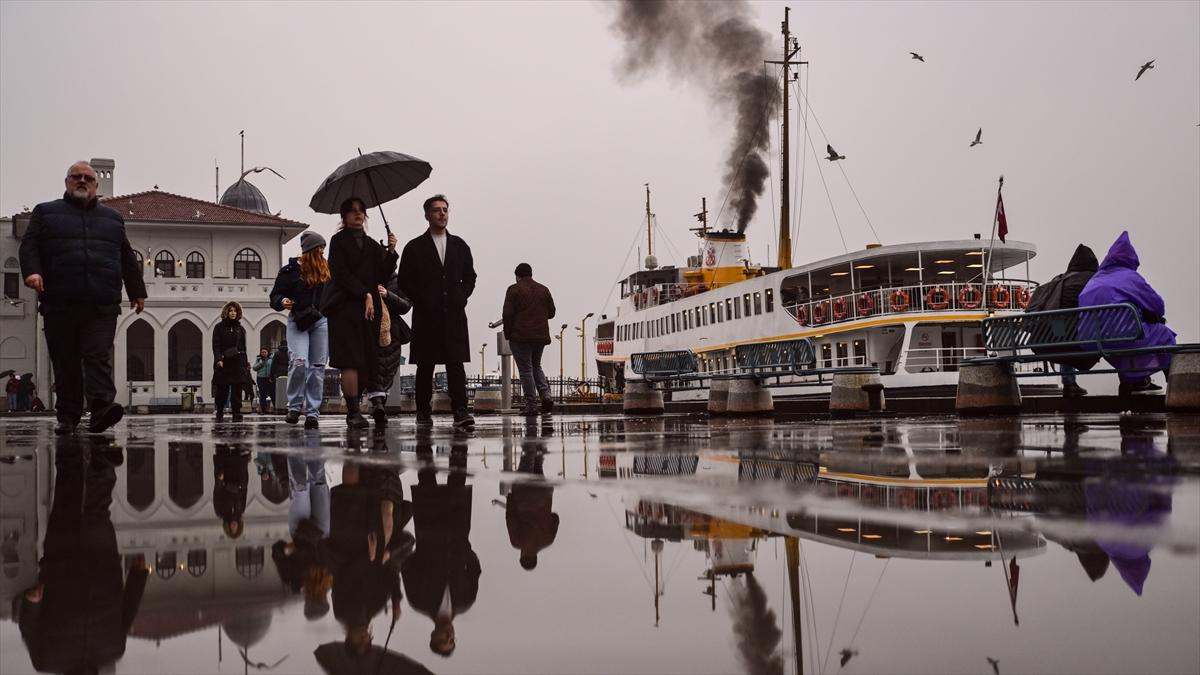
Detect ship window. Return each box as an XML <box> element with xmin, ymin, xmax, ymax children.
<box><xmin>766</xmin><ymin>289</ymin><xmax>775</xmax><ymax>312</ymax></box>
<box><xmin>709</xmin><ymin>302</ymin><xmax>716</xmax><ymax>324</ymax></box>
<box><xmin>754</xmin><ymin>292</ymin><xmax>762</xmax><ymax>315</ymax></box>
<box><xmin>836</xmin><ymin>341</ymin><xmax>849</xmax><ymax>367</ymax></box>
<box><xmin>717</xmin><ymin>302</ymin><xmax>724</xmax><ymax>323</ymax></box>
<box><xmin>725</xmin><ymin>298</ymin><xmax>733</xmax><ymax>320</ymax></box>
<box><xmin>734</xmin><ymin>298</ymin><xmax>742</xmax><ymax>319</ymax></box>
<box><xmin>743</xmin><ymin>294</ymin><xmax>751</xmax><ymax>316</ymax></box>
<box><xmin>821</xmin><ymin>343</ymin><xmax>832</xmax><ymax>368</ymax></box>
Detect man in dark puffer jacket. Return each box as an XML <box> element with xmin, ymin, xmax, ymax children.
<box><xmin>19</xmin><ymin>161</ymin><xmax>147</xmax><ymax>435</ymax></box>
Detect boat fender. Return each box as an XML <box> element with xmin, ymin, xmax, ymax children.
<box><xmin>1014</xmin><ymin>286</ymin><xmax>1031</xmax><ymax>309</ymax></box>
<box><xmin>926</xmin><ymin>286</ymin><xmax>950</xmax><ymax>311</ymax></box>
<box><xmin>832</xmin><ymin>297</ymin><xmax>850</xmax><ymax>321</ymax></box>
<box><xmin>857</xmin><ymin>292</ymin><xmax>875</xmax><ymax>316</ymax></box>
<box><xmin>990</xmin><ymin>285</ymin><xmax>1011</xmax><ymax>309</ymax></box>
<box><xmin>958</xmin><ymin>284</ymin><xmax>982</xmax><ymax>310</ymax></box>
<box><xmin>889</xmin><ymin>289</ymin><xmax>911</xmax><ymax>312</ymax></box>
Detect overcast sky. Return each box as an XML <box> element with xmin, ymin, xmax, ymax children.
<box><xmin>2</xmin><ymin>1</ymin><xmax>1197</xmax><ymax>377</ymax></box>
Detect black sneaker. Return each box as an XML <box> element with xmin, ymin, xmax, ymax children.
<box><xmin>540</xmin><ymin>399</ymin><xmax>555</xmax><ymax>415</ymax></box>
<box><xmin>520</xmin><ymin>405</ymin><xmax>539</xmax><ymax>417</ymax></box>
<box><xmin>54</xmin><ymin>421</ymin><xmax>77</xmax><ymax>436</ymax></box>
<box><xmin>1062</xmin><ymin>383</ymin><xmax>1088</xmax><ymax>398</ymax></box>
<box><xmin>415</xmin><ymin>412</ymin><xmax>434</xmax><ymax>428</ymax></box>
<box><xmin>285</xmin><ymin>410</ymin><xmax>301</xmax><ymax>424</ymax></box>
<box><xmin>87</xmin><ymin>403</ymin><xmax>124</xmax><ymax>434</ymax></box>
<box><xmin>304</xmin><ymin>416</ymin><xmax>319</xmax><ymax>429</ymax></box>
<box><xmin>453</xmin><ymin>410</ymin><xmax>475</xmax><ymax>429</ymax></box>
<box><xmin>1120</xmin><ymin>378</ymin><xmax>1163</xmax><ymax>396</ymax></box>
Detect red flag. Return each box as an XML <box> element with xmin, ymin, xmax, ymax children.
<box><xmin>996</xmin><ymin>190</ymin><xmax>1008</xmax><ymax>243</ymax></box>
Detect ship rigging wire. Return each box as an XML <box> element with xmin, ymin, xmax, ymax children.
<box><xmin>598</xmin><ymin>218</ymin><xmax>647</xmax><ymax>316</ymax></box>
<box><xmin>821</xmin><ymin>550</ymin><xmax>858</xmax><ymax>672</ymax></box>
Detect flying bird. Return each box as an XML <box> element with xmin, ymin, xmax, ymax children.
<box><xmin>987</xmin><ymin>657</ymin><xmax>1000</xmax><ymax>674</ymax></box>
<box><xmin>970</xmin><ymin>128</ymin><xmax>983</xmax><ymax>147</ymax></box>
<box><xmin>909</xmin><ymin>52</ymin><xmax>925</xmax><ymax>62</ymax></box>
<box><xmin>825</xmin><ymin>144</ymin><xmax>846</xmax><ymax>161</ymax></box>
<box><xmin>839</xmin><ymin>649</ymin><xmax>858</xmax><ymax>668</ymax></box>
<box><xmin>1135</xmin><ymin>59</ymin><xmax>1155</xmax><ymax>81</ymax></box>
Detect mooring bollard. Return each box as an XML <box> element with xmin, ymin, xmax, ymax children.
<box><xmin>623</xmin><ymin>380</ymin><xmax>664</xmax><ymax>415</ymax></box>
<box><xmin>473</xmin><ymin>386</ymin><xmax>503</xmax><ymax>414</ymax></box>
<box><xmin>955</xmin><ymin>362</ymin><xmax>1021</xmax><ymax>415</ymax></box>
<box><xmin>725</xmin><ymin>378</ymin><xmax>774</xmax><ymax>416</ymax></box>
<box><xmin>1166</xmin><ymin>351</ymin><xmax>1200</xmax><ymax>412</ymax></box>
<box><xmin>830</xmin><ymin>371</ymin><xmax>883</xmax><ymax>418</ymax></box>
<box><xmin>431</xmin><ymin>392</ymin><xmax>452</xmax><ymax>413</ymax></box>
<box><xmin>707</xmin><ymin>379</ymin><xmax>730</xmax><ymax>416</ymax></box>
<box><xmin>397</xmin><ymin>393</ymin><xmax>417</xmax><ymax>413</ymax></box>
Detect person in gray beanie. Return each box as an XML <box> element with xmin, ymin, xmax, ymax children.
<box><xmin>269</xmin><ymin>230</ymin><xmax>331</xmax><ymax>429</ymax></box>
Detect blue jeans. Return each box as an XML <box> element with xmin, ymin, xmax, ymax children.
<box><xmin>510</xmin><ymin>341</ymin><xmax>551</xmax><ymax>403</ymax></box>
<box><xmin>286</xmin><ymin>317</ymin><xmax>328</xmax><ymax>417</ymax></box>
<box><xmin>287</xmin><ymin>455</ymin><xmax>329</xmax><ymax>537</ymax></box>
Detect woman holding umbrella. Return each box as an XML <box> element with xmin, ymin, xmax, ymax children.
<box><xmin>327</xmin><ymin>198</ymin><xmax>398</xmax><ymax>428</ymax></box>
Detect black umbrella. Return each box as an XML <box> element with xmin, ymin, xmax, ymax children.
<box><xmin>0</xmin><ymin>370</ymin><xmax>15</xmax><ymax>379</ymax></box>
<box><xmin>309</xmin><ymin>150</ymin><xmax>433</xmax><ymax>236</ymax></box>
<box><xmin>314</xmin><ymin>642</ymin><xmax>432</xmax><ymax>675</ymax></box>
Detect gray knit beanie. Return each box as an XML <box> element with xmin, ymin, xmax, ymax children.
<box><xmin>300</xmin><ymin>231</ymin><xmax>326</xmax><ymax>254</ymax></box>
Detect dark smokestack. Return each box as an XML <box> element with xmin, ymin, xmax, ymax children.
<box><xmin>611</xmin><ymin>0</ymin><xmax>780</xmax><ymax>234</ymax></box>
<box><xmin>728</xmin><ymin>572</ymin><xmax>785</xmax><ymax>675</ymax></box>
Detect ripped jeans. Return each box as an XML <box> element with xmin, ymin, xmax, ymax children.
<box><xmin>286</xmin><ymin>316</ymin><xmax>328</xmax><ymax>417</ymax></box>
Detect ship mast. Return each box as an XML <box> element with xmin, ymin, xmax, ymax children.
<box><xmin>768</xmin><ymin>7</ymin><xmax>804</xmax><ymax>270</ymax></box>
<box><xmin>645</xmin><ymin>183</ymin><xmax>657</xmax><ymax>269</ymax></box>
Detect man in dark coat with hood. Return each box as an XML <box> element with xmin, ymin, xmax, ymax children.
<box><xmin>398</xmin><ymin>195</ymin><xmax>477</xmax><ymax>429</ymax></box>
<box><xmin>1026</xmin><ymin>244</ymin><xmax>1099</xmax><ymax>398</ymax></box>
<box><xmin>19</xmin><ymin>161</ymin><xmax>147</xmax><ymax>435</ymax></box>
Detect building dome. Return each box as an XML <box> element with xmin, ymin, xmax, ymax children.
<box><xmin>220</xmin><ymin>179</ymin><xmax>270</xmax><ymax>214</ymax></box>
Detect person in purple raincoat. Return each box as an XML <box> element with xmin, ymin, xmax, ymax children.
<box><xmin>1078</xmin><ymin>231</ymin><xmax>1177</xmax><ymax>396</ymax></box>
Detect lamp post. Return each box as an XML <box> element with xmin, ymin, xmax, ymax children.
<box><xmin>578</xmin><ymin>312</ymin><xmax>594</xmax><ymax>385</ymax></box>
<box><xmin>555</xmin><ymin>323</ymin><xmax>568</xmax><ymax>400</ymax></box>
<box><xmin>479</xmin><ymin>343</ymin><xmax>487</xmax><ymax>379</ymax></box>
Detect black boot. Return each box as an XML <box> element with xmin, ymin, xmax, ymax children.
<box><xmin>370</xmin><ymin>396</ymin><xmax>388</xmax><ymax>427</ymax></box>
<box><xmin>231</xmin><ymin>400</ymin><xmax>244</xmax><ymax>423</ymax></box>
<box><xmin>346</xmin><ymin>397</ymin><xmax>369</xmax><ymax>429</ymax></box>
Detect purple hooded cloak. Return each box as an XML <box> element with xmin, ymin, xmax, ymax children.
<box><xmin>1078</xmin><ymin>231</ymin><xmax>1177</xmax><ymax>381</ymax></box>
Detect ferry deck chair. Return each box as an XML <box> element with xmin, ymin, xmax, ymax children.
<box><xmin>964</xmin><ymin>302</ymin><xmax>1200</xmax><ymax>378</ymax></box>
<box><xmin>735</xmin><ymin>338</ymin><xmax>880</xmax><ymax>385</ymax></box>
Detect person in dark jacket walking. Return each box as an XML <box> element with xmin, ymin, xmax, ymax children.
<box><xmin>18</xmin><ymin>161</ymin><xmax>147</xmax><ymax>435</ymax></box>
<box><xmin>270</xmin><ymin>231</ymin><xmax>331</xmax><ymax>429</ymax></box>
<box><xmin>1025</xmin><ymin>244</ymin><xmax>1099</xmax><ymax>398</ymax></box>
<box><xmin>365</xmin><ymin>273</ymin><xmax>413</xmax><ymax>427</ymax></box>
<box><xmin>398</xmin><ymin>195</ymin><xmax>478</xmax><ymax>429</ymax></box>
<box><xmin>504</xmin><ymin>435</ymin><xmax>559</xmax><ymax>570</ymax></box>
<box><xmin>213</xmin><ymin>300</ymin><xmax>248</xmax><ymax>422</ymax></box>
<box><xmin>327</xmin><ymin>198</ymin><xmax>398</xmax><ymax>429</ymax></box>
<box><xmin>213</xmin><ymin>443</ymin><xmax>251</xmax><ymax>539</ymax></box>
<box><xmin>502</xmin><ymin>262</ymin><xmax>557</xmax><ymax>416</ymax></box>
<box><xmin>17</xmin><ymin>436</ymin><xmax>149</xmax><ymax>673</ymax></box>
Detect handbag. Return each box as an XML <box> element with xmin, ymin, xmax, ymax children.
<box><xmin>394</xmin><ymin>316</ymin><xmax>412</xmax><ymax>345</ymax></box>
<box><xmin>292</xmin><ymin>305</ymin><xmax>321</xmax><ymax>331</ymax></box>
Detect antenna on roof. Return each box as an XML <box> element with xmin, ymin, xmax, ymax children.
<box><xmin>215</xmin><ymin>159</ymin><xmax>219</xmax><ymax>202</ymax></box>
<box><xmin>239</xmin><ymin>130</ymin><xmax>245</xmax><ymax>176</ymax></box>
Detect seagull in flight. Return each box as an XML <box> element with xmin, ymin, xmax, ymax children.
<box><xmin>909</xmin><ymin>52</ymin><xmax>925</xmax><ymax>62</ymax></box>
<box><xmin>839</xmin><ymin>649</ymin><xmax>858</xmax><ymax>667</ymax></box>
<box><xmin>987</xmin><ymin>657</ymin><xmax>1000</xmax><ymax>674</ymax></box>
<box><xmin>970</xmin><ymin>128</ymin><xmax>983</xmax><ymax>147</ymax></box>
<box><xmin>825</xmin><ymin>144</ymin><xmax>846</xmax><ymax>161</ymax></box>
<box><xmin>1135</xmin><ymin>59</ymin><xmax>1155</xmax><ymax>81</ymax></box>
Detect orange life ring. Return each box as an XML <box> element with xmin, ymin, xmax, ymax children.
<box><xmin>889</xmin><ymin>289</ymin><xmax>910</xmax><ymax>312</ymax></box>
<box><xmin>1015</xmin><ymin>286</ymin><xmax>1031</xmax><ymax>309</ymax></box>
<box><xmin>649</xmin><ymin>287</ymin><xmax>659</xmax><ymax>305</ymax></box>
<box><xmin>926</xmin><ymin>286</ymin><xmax>950</xmax><ymax>310</ymax></box>
<box><xmin>832</xmin><ymin>297</ymin><xmax>850</xmax><ymax>321</ymax></box>
<box><xmin>895</xmin><ymin>488</ymin><xmax>918</xmax><ymax>509</ymax></box>
<box><xmin>958</xmin><ymin>284</ymin><xmax>982</xmax><ymax>310</ymax></box>
<box><xmin>931</xmin><ymin>488</ymin><xmax>957</xmax><ymax>510</ymax></box>
<box><xmin>857</xmin><ymin>293</ymin><xmax>875</xmax><ymax>316</ymax></box>
<box><xmin>811</xmin><ymin>302</ymin><xmax>828</xmax><ymax>324</ymax></box>
<box><xmin>795</xmin><ymin>304</ymin><xmax>810</xmax><ymax>325</ymax></box>
<box><xmin>990</xmin><ymin>285</ymin><xmax>1011</xmax><ymax>309</ymax></box>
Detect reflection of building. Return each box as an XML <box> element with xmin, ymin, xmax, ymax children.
<box><xmin>0</xmin><ymin>435</ymin><xmax>45</xmax><ymax>619</ymax></box>
<box><xmin>1</xmin><ymin>159</ymin><xmax>307</xmax><ymax>408</ymax></box>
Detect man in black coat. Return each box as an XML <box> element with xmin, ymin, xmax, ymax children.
<box><xmin>19</xmin><ymin>161</ymin><xmax>147</xmax><ymax>435</ymax></box>
<box><xmin>398</xmin><ymin>195</ymin><xmax>478</xmax><ymax>429</ymax></box>
<box><xmin>1026</xmin><ymin>244</ymin><xmax>1099</xmax><ymax>398</ymax></box>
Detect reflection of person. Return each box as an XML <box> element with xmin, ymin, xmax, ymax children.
<box><xmin>18</xmin><ymin>161</ymin><xmax>147</xmax><ymax>435</ymax></box>
<box><xmin>1079</xmin><ymin>231</ymin><xmax>1178</xmax><ymax>396</ymax></box>
<box><xmin>327</xmin><ymin>198</ymin><xmax>398</xmax><ymax>429</ymax></box>
<box><xmin>213</xmin><ymin>444</ymin><xmax>250</xmax><ymax>538</ymax></box>
<box><xmin>403</xmin><ymin>439</ymin><xmax>479</xmax><ymax>656</ymax></box>
<box><xmin>365</xmin><ymin>273</ymin><xmax>413</xmax><ymax>427</ymax></box>
<box><xmin>5</xmin><ymin>374</ymin><xmax>18</xmax><ymax>411</ymax></box>
<box><xmin>272</xmin><ymin>456</ymin><xmax>332</xmax><ymax>620</ymax></box>
<box><xmin>398</xmin><ymin>195</ymin><xmax>478</xmax><ymax>429</ymax></box>
<box><xmin>213</xmin><ymin>301</ymin><xmax>248</xmax><ymax>422</ymax></box>
<box><xmin>505</xmin><ymin>441</ymin><xmax>560</xmax><ymax>570</ymax></box>
<box><xmin>503</xmin><ymin>262</ymin><xmax>557</xmax><ymax>417</ymax></box>
<box><xmin>17</xmin><ymin>437</ymin><xmax>149</xmax><ymax>672</ymax></box>
<box><xmin>270</xmin><ymin>231</ymin><xmax>331</xmax><ymax>429</ymax></box>
<box><xmin>330</xmin><ymin>461</ymin><xmax>412</xmax><ymax>658</ymax></box>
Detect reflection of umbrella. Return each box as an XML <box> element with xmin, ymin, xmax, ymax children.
<box><xmin>309</xmin><ymin>150</ymin><xmax>432</xmax><ymax>236</ymax></box>
<box><xmin>0</xmin><ymin>370</ymin><xmax>15</xmax><ymax>378</ymax></box>
<box><xmin>314</xmin><ymin>642</ymin><xmax>433</xmax><ymax>675</ymax></box>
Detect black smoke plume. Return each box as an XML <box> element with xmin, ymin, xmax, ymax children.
<box><xmin>729</xmin><ymin>573</ymin><xmax>785</xmax><ymax>675</ymax></box>
<box><xmin>611</xmin><ymin>0</ymin><xmax>780</xmax><ymax>234</ymax></box>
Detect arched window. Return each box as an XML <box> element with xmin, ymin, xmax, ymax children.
<box><xmin>186</xmin><ymin>550</ymin><xmax>207</xmax><ymax>577</ymax></box>
<box><xmin>233</xmin><ymin>248</ymin><xmax>261</xmax><ymax>279</ymax></box>
<box><xmin>154</xmin><ymin>251</ymin><xmax>175</xmax><ymax>278</ymax></box>
<box><xmin>235</xmin><ymin>546</ymin><xmax>265</xmax><ymax>579</ymax></box>
<box><xmin>167</xmin><ymin>320</ymin><xmax>202</xmax><ymax>381</ymax></box>
<box><xmin>127</xmin><ymin>319</ymin><xmax>154</xmax><ymax>381</ymax></box>
<box><xmin>132</xmin><ymin>250</ymin><xmax>144</xmax><ymax>277</ymax></box>
<box><xmin>185</xmin><ymin>251</ymin><xmax>205</xmax><ymax>279</ymax></box>
<box><xmin>126</xmin><ymin>445</ymin><xmax>154</xmax><ymax>511</ymax></box>
<box><xmin>155</xmin><ymin>552</ymin><xmax>178</xmax><ymax>580</ymax></box>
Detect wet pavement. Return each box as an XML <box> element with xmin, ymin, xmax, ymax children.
<box><xmin>0</xmin><ymin>412</ymin><xmax>1197</xmax><ymax>675</ymax></box>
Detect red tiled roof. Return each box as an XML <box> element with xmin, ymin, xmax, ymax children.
<box><xmin>100</xmin><ymin>190</ymin><xmax>309</xmax><ymax>228</ymax></box>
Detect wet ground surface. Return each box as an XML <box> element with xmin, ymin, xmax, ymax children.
<box><xmin>1</xmin><ymin>412</ymin><xmax>1197</xmax><ymax>675</ymax></box>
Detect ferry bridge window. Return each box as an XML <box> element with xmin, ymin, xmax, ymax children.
<box><xmin>853</xmin><ymin>339</ymin><xmax>867</xmax><ymax>366</ymax></box>
<box><xmin>154</xmin><ymin>250</ymin><xmax>175</xmax><ymax>277</ymax></box>
<box><xmin>766</xmin><ymin>288</ymin><xmax>774</xmax><ymax>312</ymax></box>
<box><xmin>821</xmin><ymin>343</ymin><xmax>833</xmax><ymax>368</ymax></box>
<box><xmin>836</xmin><ymin>341</ymin><xmax>849</xmax><ymax>367</ymax></box>
<box><xmin>754</xmin><ymin>292</ymin><xmax>763</xmax><ymax>315</ymax></box>
<box><xmin>743</xmin><ymin>293</ymin><xmax>751</xmax><ymax>316</ymax></box>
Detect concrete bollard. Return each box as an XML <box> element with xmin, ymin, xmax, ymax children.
<box><xmin>830</xmin><ymin>371</ymin><xmax>884</xmax><ymax>418</ymax></box>
<box><xmin>473</xmin><ymin>386</ymin><xmax>503</xmax><ymax>414</ymax></box>
<box><xmin>1166</xmin><ymin>351</ymin><xmax>1200</xmax><ymax>412</ymax></box>
<box><xmin>955</xmin><ymin>362</ymin><xmax>1021</xmax><ymax>415</ymax></box>
<box><xmin>623</xmin><ymin>381</ymin><xmax>664</xmax><ymax>415</ymax></box>
<box><xmin>397</xmin><ymin>393</ymin><xmax>417</xmax><ymax>413</ymax></box>
<box><xmin>725</xmin><ymin>378</ymin><xmax>774</xmax><ymax>416</ymax></box>
<box><xmin>707</xmin><ymin>379</ymin><xmax>730</xmax><ymax>416</ymax></box>
<box><xmin>432</xmin><ymin>392</ymin><xmax>452</xmax><ymax>413</ymax></box>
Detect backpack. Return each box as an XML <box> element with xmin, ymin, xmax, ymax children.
<box><xmin>1025</xmin><ymin>273</ymin><xmax>1065</xmax><ymax>313</ymax></box>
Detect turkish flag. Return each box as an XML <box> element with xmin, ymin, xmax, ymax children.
<box><xmin>996</xmin><ymin>191</ymin><xmax>1008</xmax><ymax>243</ymax></box>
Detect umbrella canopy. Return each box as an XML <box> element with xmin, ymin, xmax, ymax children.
<box><xmin>309</xmin><ymin>151</ymin><xmax>432</xmax><ymax>215</ymax></box>
<box><xmin>314</xmin><ymin>642</ymin><xmax>433</xmax><ymax>675</ymax></box>
<box><xmin>0</xmin><ymin>370</ymin><xmax>15</xmax><ymax>378</ymax></box>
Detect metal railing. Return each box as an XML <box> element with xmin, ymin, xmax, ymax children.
<box><xmin>465</xmin><ymin>375</ymin><xmax>606</xmax><ymax>403</ymax></box>
<box><xmin>782</xmin><ymin>280</ymin><xmax>1038</xmax><ymax>328</ymax></box>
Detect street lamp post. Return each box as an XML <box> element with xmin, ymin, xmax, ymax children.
<box><xmin>578</xmin><ymin>312</ymin><xmax>594</xmax><ymax>388</ymax></box>
<box><xmin>555</xmin><ymin>323</ymin><xmax>568</xmax><ymax>401</ymax></box>
<box><xmin>479</xmin><ymin>343</ymin><xmax>487</xmax><ymax>379</ymax></box>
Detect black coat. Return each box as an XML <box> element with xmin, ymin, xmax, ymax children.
<box><xmin>398</xmin><ymin>230</ymin><xmax>477</xmax><ymax>364</ymax></box>
<box><xmin>401</xmin><ymin>479</ymin><xmax>479</xmax><ymax>620</ymax></box>
<box><xmin>327</xmin><ymin>228</ymin><xmax>398</xmax><ymax>370</ymax></box>
<box><xmin>213</xmin><ymin>447</ymin><xmax>249</xmax><ymax>522</ymax></box>
<box><xmin>18</xmin><ymin>194</ymin><xmax>147</xmax><ymax>314</ymax></box>
<box><xmin>1027</xmin><ymin>244</ymin><xmax>1100</xmax><ymax>369</ymax></box>
<box><xmin>270</xmin><ymin>257</ymin><xmax>326</xmax><ymax>316</ymax></box>
<box><xmin>212</xmin><ymin>307</ymin><xmax>248</xmax><ymax>386</ymax></box>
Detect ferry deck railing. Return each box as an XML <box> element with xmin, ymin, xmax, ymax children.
<box><xmin>782</xmin><ymin>280</ymin><xmax>1039</xmax><ymax>328</ymax></box>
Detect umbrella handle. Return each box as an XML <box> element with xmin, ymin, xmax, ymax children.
<box><xmin>358</xmin><ymin>147</ymin><xmax>393</xmax><ymax>237</ymax></box>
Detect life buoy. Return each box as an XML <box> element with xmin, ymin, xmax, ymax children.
<box><xmin>1015</xmin><ymin>286</ymin><xmax>1031</xmax><ymax>309</ymax></box>
<box><xmin>931</xmin><ymin>488</ymin><xmax>957</xmax><ymax>510</ymax></box>
<box><xmin>857</xmin><ymin>293</ymin><xmax>875</xmax><ymax>316</ymax></box>
<box><xmin>795</xmin><ymin>304</ymin><xmax>810</xmax><ymax>325</ymax></box>
<box><xmin>649</xmin><ymin>287</ymin><xmax>659</xmax><ymax>305</ymax></box>
<box><xmin>958</xmin><ymin>284</ymin><xmax>982</xmax><ymax>310</ymax></box>
<box><xmin>811</xmin><ymin>302</ymin><xmax>828</xmax><ymax>324</ymax></box>
<box><xmin>926</xmin><ymin>286</ymin><xmax>950</xmax><ymax>310</ymax></box>
<box><xmin>990</xmin><ymin>285</ymin><xmax>1011</xmax><ymax>309</ymax></box>
<box><xmin>895</xmin><ymin>488</ymin><xmax>918</xmax><ymax>509</ymax></box>
<box><xmin>832</xmin><ymin>297</ymin><xmax>850</xmax><ymax>321</ymax></box>
<box><xmin>889</xmin><ymin>289</ymin><xmax>910</xmax><ymax>312</ymax></box>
